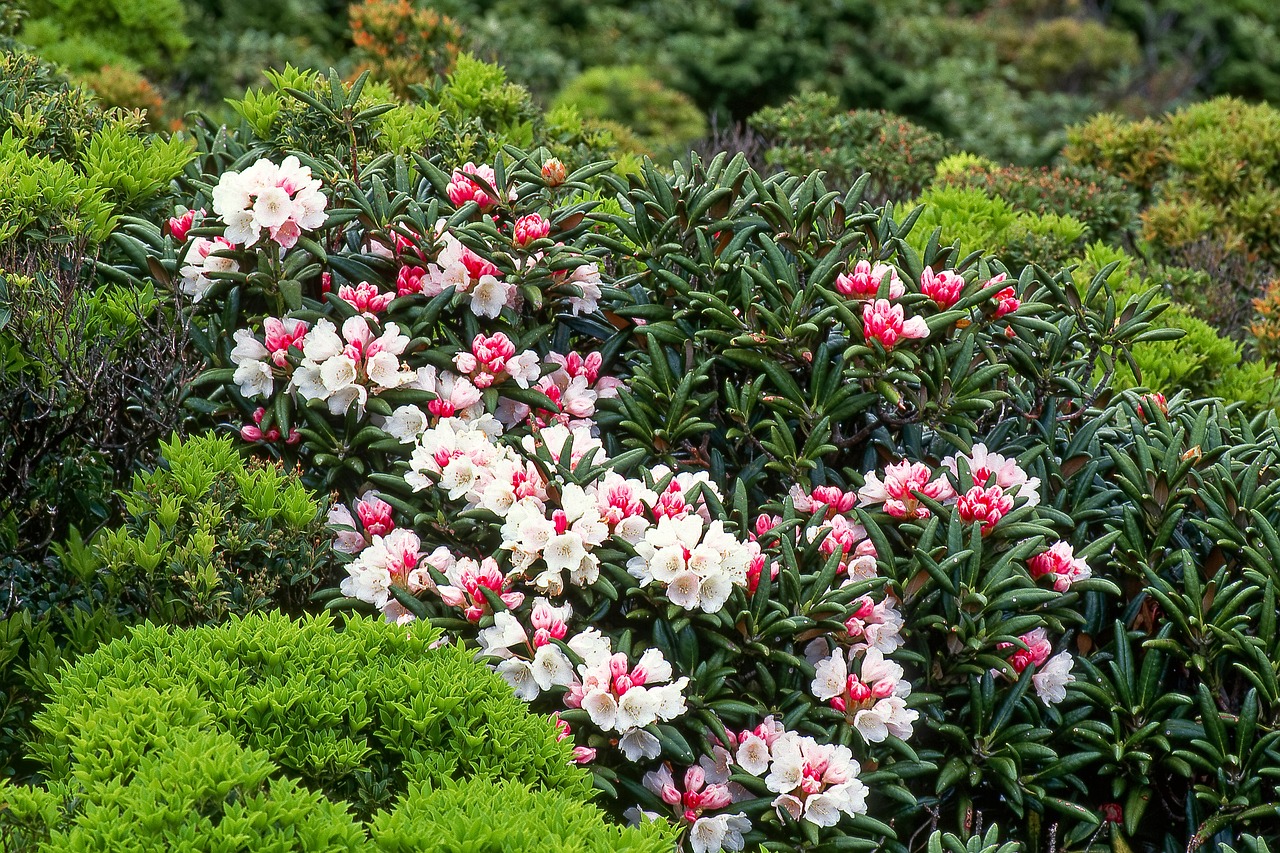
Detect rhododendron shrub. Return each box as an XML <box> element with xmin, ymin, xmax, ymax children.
<box><xmin>119</xmin><ymin>137</ymin><xmax>1182</xmax><ymax>851</ymax></box>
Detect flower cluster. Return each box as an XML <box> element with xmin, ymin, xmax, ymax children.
<box><xmin>838</xmin><ymin>262</ymin><xmax>1020</xmax><ymax>351</ymax></box>
<box><xmin>210</xmin><ymin>155</ymin><xmax>327</xmax><ymax>249</ymax></box>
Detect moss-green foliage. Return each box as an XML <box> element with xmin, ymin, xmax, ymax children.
<box><xmin>751</xmin><ymin>92</ymin><xmax>947</xmax><ymax>204</ymax></box>
<box><xmin>0</xmin><ymin>132</ymin><xmax>115</xmax><ymax>245</ymax></box>
<box><xmin>0</xmin><ymin>614</ymin><xmax>660</xmax><ymax>850</ymax></box>
<box><xmin>18</xmin><ymin>0</ymin><xmax>190</xmax><ymax>76</ymax></box>
<box><xmin>0</xmin><ymin>432</ymin><xmax>330</xmax><ymax>781</ymax></box>
<box><xmin>218</xmin><ymin>57</ymin><xmax>631</xmax><ymax>181</ymax></box>
<box><xmin>934</xmin><ymin>154</ymin><xmax>1140</xmax><ymax>244</ymax></box>
<box><xmin>0</xmin><ymin>46</ymin><xmax>99</xmax><ymax>162</ymax></box>
<box><xmin>28</xmin><ymin>613</ymin><xmax>588</xmax><ymax>817</ymax></box>
<box><xmin>905</xmin><ymin>185</ymin><xmax>1087</xmax><ymax>274</ymax></box>
<box><xmin>80</xmin><ymin>120</ymin><xmax>193</xmax><ymax>213</ymax></box>
<box><xmin>37</xmin><ymin>725</ymin><xmax>368</xmax><ymax>852</ymax></box>
<box><xmin>1065</xmin><ymin>98</ymin><xmax>1280</xmax><ymax>260</ymax></box>
<box><xmin>0</xmin><ymin>45</ymin><xmax>192</xmax><ymax>240</ymax></box>
<box><xmin>1070</xmin><ymin>243</ymin><xmax>1280</xmax><ymax>408</ymax></box>
<box><xmin>369</xmin><ymin>777</ymin><xmax>676</xmax><ymax>853</ymax></box>
<box><xmin>552</xmin><ymin>65</ymin><xmax>707</xmax><ymax>163</ymax></box>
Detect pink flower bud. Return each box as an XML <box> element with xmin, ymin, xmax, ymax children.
<box><xmin>684</xmin><ymin>766</ymin><xmax>706</xmax><ymax>793</ymax></box>
<box><xmin>991</xmin><ymin>280</ymin><xmax>1019</xmax><ymax>319</ymax></box>
<box><xmin>542</xmin><ymin>158</ymin><xmax>568</xmax><ymax>187</ymax></box>
<box><xmin>513</xmin><ymin>213</ymin><xmax>551</xmax><ymax>247</ymax></box>
<box><xmin>753</xmin><ymin>514</ymin><xmax>780</xmax><ymax>538</ymax></box>
<box><xmin>863</xmin><ymin>299</ymin><xmax>930</xmax><ymax>350</ymax></box>
<box><xmin>920</xmin><ymin>266</ymin><xmax>966</xmax><ymax>309</ymax></box>
<box><xmin>397</xmin><ymin>265</ymin><xmax>427</xmax><ymax>297</ymax></box>
<box><xmin>847</xmin><ymin>677</ymin><xmax>872</xmax><ymax>703</ymax></box>
<box><xmin>168</xmin><ymin>209</ymin><xmax>201</xmax><ymax>243</ymax></box>
<box><xmin>572</xmin><ymin>746</ymin><xmax>597</xmax><ymax>764</ymax></box>
<box><xmin>240</xmin><ymin>424</ymin><xmax>263</xmax><ymax>442</ymax></box>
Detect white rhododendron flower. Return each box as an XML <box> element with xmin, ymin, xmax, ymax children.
<box><xmin>1033</xmin><ymin>650</ymin><xmax>1076</xmax><ymax>705</ymax></box>
<box><xmin>211</xmin><ymin>155</ymin><xmax>327</xmax><ymax>249</ymax></box>
<box><xmin>179</xmin><ymin>236</ymin><xmax>237</xmax><ymax>302</ymax></box>
<box><xmin>761</xmin><ymin>732</ymin><xmax>868</xmax><ymax>827</ymax></box>
<box><xmin>627</xmin><ymin>515</ymin><xmax>752</xmax><ymax>613</ymax></box>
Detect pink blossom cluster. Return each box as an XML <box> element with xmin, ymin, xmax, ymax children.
<box><xmin>1029</xmin><ymin>541</ymin><xmax>1092</xmax><ymax>591</ymax></box>
<box><xmin>835</xmin><ymin>261</ymin><xmax>1019</xmax><ymax>350</ymax></box>
<box><xmin>731</xmin><ymin>723</ymin><xmax>869</xmax><ymax>827</ymax></box>
<box><xmin>858</xmin><ymin>443</ymin><xmax>1042</xmax><ymax>532</ymax></box>
<box><xmin>810</xmin><ymin>647</ymin><xmax>917</xmax><ymax>743</ymax></box>
<box><xmin>229</xmin><ymin>315</ymin><xmax>414</xmax><ymax>416</ymax></box>
<box><xmin>453</xmin><ymin>332</ymin><xmax>540</xmax><ymax>390</ymax></box>
<box><xmin>179</xmin><ymin>235</ymin><xmax>237</xmax><ymax>303</ymax></box>
<box><xmin>292</xmin><ymin>316</ymin><xmax>414</xmax><ymax>415</ymax></box>
<box><xmin>446</xmin><ymin>162</ymin><xmax>507</xmax><ymax>211</ymax></box>
<box><xmin>635</xmin><ymin>764</ymin><xmax>749</xmax><ymax>853</ymax></box>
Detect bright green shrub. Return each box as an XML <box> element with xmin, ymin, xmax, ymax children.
<box><xmin>39</xmin><ymin>727</ymin><xmax>369</xmax><ymax>852</ymax></box>
<box><xmin>751</xmin><ymin>92</ymin><xmax>947</xmax><ymax>203</ymax></box>
<box><xmin>905</xmin><ymin>185</ymin><xmax>1087</xmax><ymax>273</ymax></box>
<box><xmin>0</xmin><ymin>47</ymin><xmax>99</xmax><ymax>163</ymax></box>
<box><xmin>28</xmin><ymin>613</ymin><xmax>589</xmax><ymax>816</ymax></box>
<box><xmin>552</xmin><ymin>65</ymin><xmax>707</xmax><ymax>162</ymax></box>
<box><xmin>1</xmin><ymin>614</ymin><xmax>657</xmax><ymax>850</ymax></box>
<box><xmin>1069</xmin><ymin>243</ymin><xmax>1280</xmax><ymax>408</ymax></box>
<box><xmin>0</xmin><ymin>46</ymin><xmax>191</xmax><ymax>230</ymax></box>
<box><xmin>206</xmin><ymin>57</ymin><xmax>629</xmax><ymax>191</ymax></box>
<box><xmin>0</xmin><ymin>133</ymin><xmax>115</xmax><ymax>246</ymax></box>
<box><xmin>80</xmin><ymin>117</ymin><xmax>193</xmax><ymax>213</ymax></box>
<box><xmin>83</xmin><ymin>432</ymin><xmax>332</xmax><ymax>626</ymax></box>
<box><xmin>369</xmin><ymin>778</ymin><xmax>676</xmax><ymax>853</ymax></box>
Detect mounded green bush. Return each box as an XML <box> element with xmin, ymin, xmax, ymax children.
<box><xmin>904</xmin><ymin>185</ymin><xmax>1088</xmax><ymax>274</ymax></box>
<box><xmin>79</xmin><ymin>431</ymin><xmax>332</xmax><ymax>625</ymax></box>
<box><xmin>1</xmin><ymin>614</ymin><xmax>671</xmax><ymax>851</ymax></box>
<box><xmin>934</xmin><ymin>153</ymin><xmax>1140</xmax><ymax>244</ymax></box>
<box><xmin>751</xmin><ymin>92</ymin><xmax>947</xmax><ymax>204</ymax></box>
<box><xmin>552</xmin><ymin>65</ymin><xmax>707</xmax><ymax>162</ymax></box>
<box><xmin>1069</xmin><ymin>243</ymin><xmax>1280</xmax><ymax>408</ymax></box>
<box><xmin>369</xmin><ymin>778</ymin><xmax>675</xmax><ymax>853</ymax></box>
<box><xmin>1065</xmin><ymin>98</ymin><xmax>1280</xmax><ymax>261</ymax></box>
<box><xmin>17</xmin><ymin>0</ymin><xmax>190</xmax><ymax>77</ymax></box>
<box><xmin>28</xmin><ymin>613</ymin><xmax>588</xmax><ymax>813</ymax></box>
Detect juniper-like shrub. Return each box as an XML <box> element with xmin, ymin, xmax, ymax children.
<box><xmin>27</xmin><ymin>613</ymin><xmax>587</xmax><ymax>812</ymax></box>
<box><xmin>750</xmin><ymin>93</ymin><xmax>947</xmax><ymax>204</ymax></box>
<box><xmin>933</xmin><ymin>154</ymin><xmax>1140</xmax><ymax>246</ymax></box>
<box><xmin>0</xmin><ymin>613</ymin><xmax>670</xmax><ymax>851</ymax></box>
